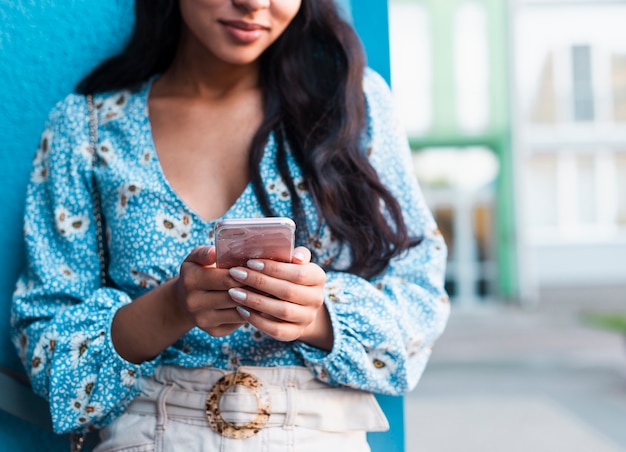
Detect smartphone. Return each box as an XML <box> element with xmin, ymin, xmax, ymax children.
<box><xmin>215</xmin><ymin>217</ymin><xmax>296</xmax><ymax>268</ymax></box>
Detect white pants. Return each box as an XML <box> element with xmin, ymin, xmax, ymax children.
<box><xmin>94</xmin><ymin>366</ymin><xmax>389</xmax><ymax>452</ymax></box>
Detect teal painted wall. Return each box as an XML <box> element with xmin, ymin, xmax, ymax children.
<box><xmin>0</xmin><ymin>1</ymin><xmax>401</xmax><ymax>450</ymax></box>
<box><xmin>0</xmin><ymin>1</ymin><xmax>134</xmax><ymax>449</ymax></box>
<box><xmin>337</xmin><ymin>0</ymin><xmax>392</xmax><ymax>84</ymax></box>
<box><xmin>0</xmin><ymin>0</ymin><xmax>135</xmax><ymax>373</ymax></box>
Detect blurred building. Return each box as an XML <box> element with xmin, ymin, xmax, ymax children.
<box><xmin>389</xmin><ymin>0</ymin><xmax>514</xmax><ymax>305</ymax></box>
<box><xmin>512</xmin><ymin>0</ymin><xmax>626</xmax><ymax>300</ymax></box>
<box><xmin>388</xmin><ymin>0</ymin><xmax>626</xmax><ymax>306</ymax></box>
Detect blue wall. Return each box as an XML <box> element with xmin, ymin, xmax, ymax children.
<box><xmin>0</xmin><ymin>1</ymin><xmax>400</xmax><ymax>450</ymax></box>
<box><xmin>337</xmin><ymin>0</ymin><xmax>392</xmax><ymax>84</ymax></box>
<box><xmin>0</xmin><ymin>0</ymin><xmax>135</xmax><ymax>373</ymax></box>
<box><xmin>0</xmin><ymin>2</ymin><xmax>133</xmax><ymax>448</ymax></box>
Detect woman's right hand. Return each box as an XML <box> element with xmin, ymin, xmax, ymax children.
<box><xmin>112</xmin><ymin>246</ymin><xmax>244</xmax><ymax>364</ymax></box>
<box><xmin>175</xmin><ymin>246</ymin><xmax>247</xmax><ymax>337</ymax></box>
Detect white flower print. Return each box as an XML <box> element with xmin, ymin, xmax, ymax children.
<box><xmin>71</xmin><ymin>398</ymin><xmax>104</xmax><ymax>424</ymax></box>
<box><xmin>156</xmin><ymin>211</ymin><xmax>193</xmax><ymax>242</ymax></box>
<box><xmin>139</xmin><ymin>148</ymin><xmax>152</xmax><ymax>165</ymax></box>
<box><xmin>178</xmin><ymin>339</ymin><xmax>193</xmax><ymax>355</ymax></box>
<box><xmin>96</xmin><ymin>91</ymin><xmax>129</xmax><ymax>124</ymax></box>
<box><xmin>71</xmin><ymin>397</ymin><xmax>85</xmax><ymax>412</ymax></box>
<box><xmin>31</xmin><ymin>162</ymin><xmax>49</xmax><ymax>184</ymax></box>
<box><xmin>54</xmin><ymin>206</ymin><xmax>89</xmax><ymax>238</ymax></box>
<box><xmin>90</xmin><ymin>330</ymin><xmax>106</xmax><ymax>349</ymax></box>
<box><xmin>406</xmin><ymin>333</ymin><xmax>425</xmax><ymax>358</ymax></box>
<box><xmin>31</xmin><ymin>129</ymin><xmax>53</xmax><ymax>183</ymax></box>
<box><xmin>120</xmin><ymin>369</ymin><xmax>138</xmax><ymax>387</ymax></box>
<box><xmin>241</xmin><ymin>323</ymin><xmax>265</xmax><ymax>342</ymax></box>
<box><xmin>225</xmin><ymin>349</ymin><xmax>243</xmax><ymax>370</ymax></box>
<box><xmin>69</xmin><ymin>332</ymin><xmax>90</xmax><ymax>367</ymax></box>
<box><xmin>37</xmin><ymin>331</ymin><xmax>59</xmax><ymax>354</ymax></box>
<box><xmin>427</xmin><ymin>226</ymin><xmax>446</xmax><ymax>252</ymax></box>
<box><xmin>310</xmin><ymin>364</ymin><xmax>331</xmax><ymax>383</ymax></box>
<box><xmin>115</xmin><ymin>182</ymin><xmax>142</xmax><ymax>215</ymax></box>
<box><xmin>76</xmin><ymin>375</ymin><xmax>96</xmax><ymax>401</ymax></box>
<box><xmin>130</xmin><ymin>269</ymin><xmax>160</xmax><ymax>289</ymax></box>
<box><xmin>14</xmin><ymin>333</ymin><xmax>28</xmax><ymax>364</ymax></box>
<box><xmin>310</xmin><ymin>225</ymin><xmax>341</xmax><ymax>268</ymax></box>
<box><xmin>76</xmin><ymin>402</ymin><xmax>105</xmax><ymax>426</ymax></box>
<box><xmin>30</xmin><ymin>331</ymin><xmax>58</xmax><ymax>375</ymax></box>
<box><xmin>75</xmin><ymin>140</ymin><xmax>95</xmax><ymax>165</ymax></box>
<box><xmin>365</xmin><ymin>346</ymin><xmax>398</xmax><ymax>380</ymax></box>
<box><xmin>324</xmin><ymin>285</ymin><xmax>345</xmax><ymax>303</ymax></box>
<box><xmin>292</xmin><ymin>176</ymin><xmax>308</xmax><ymax>197</ymax></box>
<box><xmin>34</xmin><ymin>129</ymin><xmax>53</xmax><ymax>165</ymax></box>
<box><xmin>266</xmin><ymin>175</ymin><xmax>308</xmax><ymax>201</ymax></box>
<box><xmin>30</xmin><ymin>341</ymin><xmax>47</xmax><ymax>375</ymax></box>
<box><xmin>96</xmin><ymin>139</ymin><xmax>116</xmax><ymax>166</ymax></box>
<box><xmin>14</xmin><ymin>278</ymin><xmax>34</xmax><ymax>297</ymax></box>
<box><xmin>58</xmin><ymin>264</ymin><xmax>76</xmax><ymax>279</ymax></box>
<box><xmin>266</xmin><ymin>177</ymin><xmax>291</xmax><ymax>202</ymax></box>
<box><xmin>82</xmin><ymin>402</ymin><xmax>104</xmax><ymax>419</ymax></box>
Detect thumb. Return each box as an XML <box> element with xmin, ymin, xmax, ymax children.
<box><xmin>292</xmin><ymin>246</ymin><xmax>311</xmax><ymax>265</ymax></box>
<box><xmin>185</xmin><ymin>246</ymin><xmax>216</xmax><ymax>267</ymax></box>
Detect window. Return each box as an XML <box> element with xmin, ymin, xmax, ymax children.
<box><xmin>571</xmin><ymin>45</ymin><xmax>595</xmax><ymax>122</ymax></box>
<box><xmin>612</xmin><ymin>54</ymin><xmax>626</xmax><ymax>122</ymax></box>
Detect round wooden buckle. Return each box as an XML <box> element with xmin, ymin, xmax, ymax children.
<box><xmin>205</xmin><ymin>372</ymin><xmax>271</xmax><ymax>439</ymax></box>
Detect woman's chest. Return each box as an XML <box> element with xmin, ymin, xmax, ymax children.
<box><xmin>148</xmin><ymin>98</ymin><xmax>261</xmax><ymax>222</ymax></box>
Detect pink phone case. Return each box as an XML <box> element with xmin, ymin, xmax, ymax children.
<box><xmin>215</xmin><ymin>217</ymin><xmax>296</xmax><ymax>268</ymax></box>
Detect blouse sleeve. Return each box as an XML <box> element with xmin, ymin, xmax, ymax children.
<box><xmin>294</xmin><ymin>69</ymin><xmax>450</xmax><ymax>395</ymax></box>
<box><xmin>10</xmin><ymin>95</ymin><xmax>158</xmax><ymax>434</ymax></box>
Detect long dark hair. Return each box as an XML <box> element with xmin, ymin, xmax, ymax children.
<box><xmin>77</xmin><ymin>0</ymin><xmax>417</xmax><ymax>278</ymax></box>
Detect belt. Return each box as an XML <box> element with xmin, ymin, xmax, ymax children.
<box><xmin>126</xmin><ymin>366</ymin><xmax>389</xmax><ymax>439</ymax></box>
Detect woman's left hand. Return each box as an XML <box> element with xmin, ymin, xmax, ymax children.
<box><xmin>227</xmin><ymin>246</ymin><xmax>332</xmax><ymax>350</ymax></box>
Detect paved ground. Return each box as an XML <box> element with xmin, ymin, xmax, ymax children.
<box><xmin>405</xmin><ymin>285</ymin><xmax>626</xmax><ymax>452</ymax></box>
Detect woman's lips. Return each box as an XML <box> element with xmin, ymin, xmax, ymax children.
<box><xmin>220</xmin><ymin>20</ymin><xmax>268</xmax><ymax>43</ymax></box>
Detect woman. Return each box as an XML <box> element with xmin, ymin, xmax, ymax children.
<box><xmin>11</xmin><ymin>0</ymin><xmax>449</xmax><ymax>450</ymax></box>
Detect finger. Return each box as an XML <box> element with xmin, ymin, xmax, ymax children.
<box><xmin>186</xmin><ymin>290</ymin><xmax>241</xmax><ymax>314</ymax></box>
<box><xmin>291</xmin><ymin>246</ymin><xmax>311</xmax><ymax>264</ymax></box>
<box><xmin>195</xmin><ymin>306</ymin><xmax>247</xmax><ymax>332</ymax></box>
<box><xmin>180</xmin><ymin>246</ymin><xmax>244</xmax><ymax>292</ymax></box>
<box><xmin>238</xmin><ymin>259</ymin><xmax>326</xmax><ymax>288</ymax></box>
<box><xmin>235</xmin><ymin>305</ymin><xmax>301</xmax><ymax>342</ymax></box>
<box><xmin>179</xmin><ymin>264</ymin><xmax>241</xmax><ymax>292</ymax></box>
<box><xmin>198</xmin><ymin>310</ymin><xmax>247</xmax><ymax>337</ymax></box>
<box><xmin>228</xmin><ymin>286</ymin><xmax>318</xmax><ymax>322</ymax></box>
<box><xmin>184</xmin><ymin>246</ymin><xmax>216</xmax><ymax>267</ymax></box>
<box><xmin>204</xmin><ymin>323</ymin><xmax>246</xmax><ymax>337</ymax></box>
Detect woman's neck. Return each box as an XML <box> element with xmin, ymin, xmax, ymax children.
<box><xmin>155</xmin><ymin>30</ymin><xmax>261</xmax><ymax>100</ymax></box>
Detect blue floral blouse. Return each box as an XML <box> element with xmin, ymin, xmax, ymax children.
<box><xmin>11</xmin><ymin>69</ymin><xmax>450</xmax><ymax>434</ymax></box>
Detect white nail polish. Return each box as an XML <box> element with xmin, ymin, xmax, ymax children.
<box><xmin>229</xmin><ymin>288</ymin><xmax>247</xmax><ymax>302</ymax></box>
<box><xmin>247</xmin><ymin>260</ymin><xmax>264</xmax><ymax>271</ymax></box>
<box><xmin>236</xmin><ymin>306</ymin><xmax>251</xmax><ymax>318</ymax></box>
<box><xmin>229</xmin><ymin>268</ymin><xmax>248</xmax><ymax>280</ymax></box>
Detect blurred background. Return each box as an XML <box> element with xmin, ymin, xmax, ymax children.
<box><xmin>385</xmin><ymin>0</ymin><xmax>626</xmax><ymax>450</ymax></box>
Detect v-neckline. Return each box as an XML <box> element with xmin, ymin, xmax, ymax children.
<box><xmin>139</xmin><ymin>76</ymin><xmax>267</xmax><ymax>226</ymax></box>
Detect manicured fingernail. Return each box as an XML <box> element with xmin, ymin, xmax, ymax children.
<box><xmin>228</xmin><ymin>288</ymin><xmax>247</xmax><ymax>302</ymax></box>
<box><xmin>229</xmin><ymin>268</ymin><xmax>248</xmax><ymax>280</ymax></box>
<box><xmin>236</xmin><ymin>306</ymin><xmax>251</xmax><ymax>318</ymax></box>
<box><xmin>247</xmin><ymin>260</ymin><xmax>264</xmax><ymax>271</ymax></box>
<box><xmin>293</xmin><ymin>251</ymin><xmax>305</xmax><ymax>262</ymax></box>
